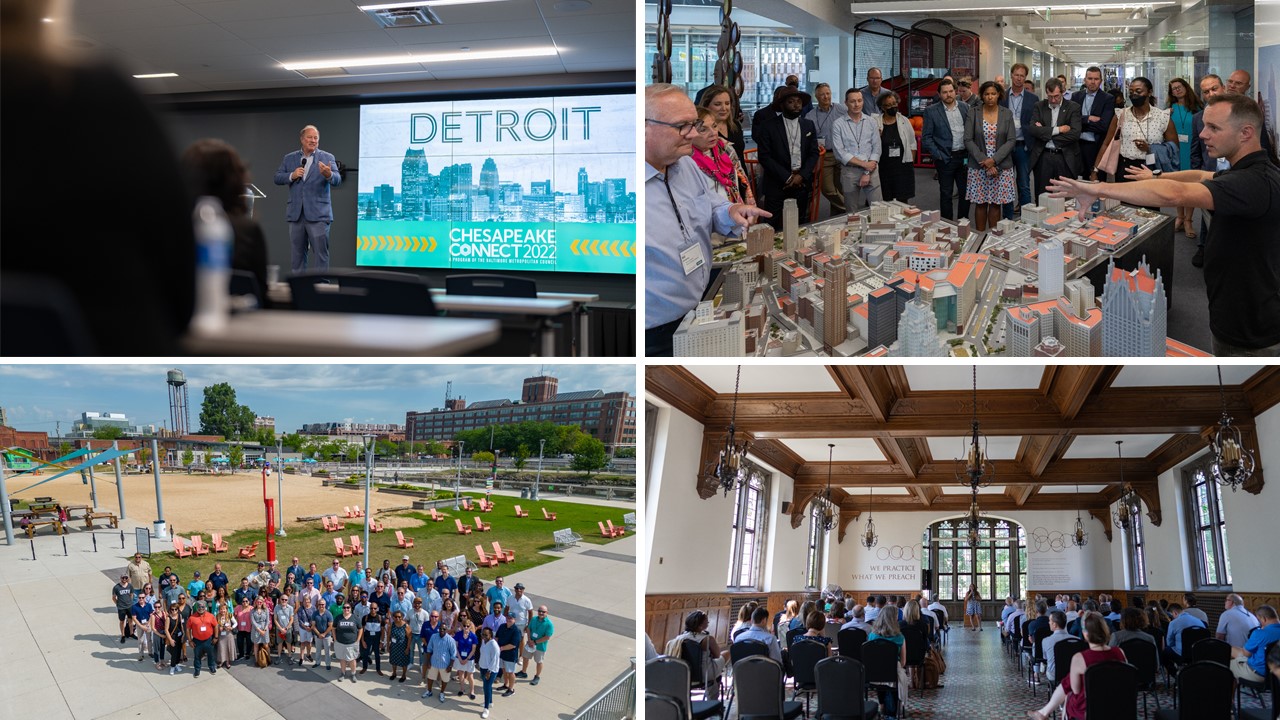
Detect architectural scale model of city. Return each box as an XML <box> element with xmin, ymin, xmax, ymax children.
<box><xmin>673</xmin><ymin>195</ymin><xmax>1211</xmax><ymax>357</ymax></box>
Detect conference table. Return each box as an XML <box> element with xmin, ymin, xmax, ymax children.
<box><xmin>182</xmin><ymin>311</ymin><xmax>500</xmax><ymax>356</ymax></box>
<box><xmin>265</xmin><ymin>284</ymin><xmax>595</xmax><ymax>356</ymax></box>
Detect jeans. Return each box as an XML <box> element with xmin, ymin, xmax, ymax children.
<box><xmin>876</xmin><ymin>684</ymin><xmax>899</xmax><ymax>717</ymax></box>
<box><xmin>152</xmin><ymin>634</ymin><xmax>165</xmax><ymax>664</ymax></box>
<box><xmin>936</xmin><ymin>152</ymin><xmax>969</xmax><ymax>221</ymax></box>
<box><xmin>193</xmin><ymin>637</ymin><xmax>216</xmax><ymax>672</ymax></box>
<box><xmin>481</xmin><ymin>669</ymin><xmax>496</xmax><ymax>708</ymax></box>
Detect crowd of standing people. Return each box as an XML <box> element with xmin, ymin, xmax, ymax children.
<box><xmin>115</xmin><ymin>551</ymin><xmax>554</xmax><ymax>718</ymax></box>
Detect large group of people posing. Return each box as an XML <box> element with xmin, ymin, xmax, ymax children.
<box><xmin>115</xmin><ymin>551</ymin><xmax>554</xmax><ymax>718</ymax></box>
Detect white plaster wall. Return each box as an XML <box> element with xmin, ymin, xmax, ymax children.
<box><xmin>1219</xmin><ymin>402</ymin><xmax>1280</xmax><ymax>591</ymax></box>
<box><xmin>646</xmin><ymin>402</ymin><xmax>737</xmax><ymax>594</ymax></box>
<box><xmin>764</xmin><ymin>472</ymin><xmax>815</xmax><ymax>592</ymax></box>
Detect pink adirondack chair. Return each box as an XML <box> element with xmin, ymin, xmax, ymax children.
<box><xmin>333</xmin><ymin>537</ymin><xmax>353</xmax><ymax>558</ymax></box>
<box><xmin>454</xmin><ymin>518</ymin><xmax>473</xmax><ymax>535</ymax></box>
<box><xmin>542</xmin><ymin>507</ymin><xmax>557</xmax><ymax>521</ymax></box>
<box><xmin>353</xmin><ymin>505</ymin><xmax>365</xmax><ymax>517</ymax></box>
<box><xmin>473</xmin><ymin>516</ymin><xmax>491</xmax><ymax>532</ymax></box>
<box><xmin>462</xmin><ymin>498</ymin><xmax>474</xmax><ymax>512</ymax></box>
<box><xmin>428</xmin><ymin>508</ymin><xmax>444</xmax><ymax>522</ymax></box>
<box><xmin>343</xmin><ymin>506</ymin><xmax>355</xmax><ymax>518</ymax></box>
<box><xmin>191</xmin><ymin>535</ymin><xmax>210</xmax><ymax>555</ymax></box>
<box><xmin>237</xmin><ymin>541</ymin><xmax>258</xmax><ymax>559</ymax></box>
<box><xmin>349</xmin><ymin>535</ymin><xmax>364</xmax><ymax>555</ymax></box>
<box><xmin>474</xmin><ymin>544</ymin><xmax>499</xmax><ymax>567</ymax></box>
<box><xmin>513</xmin><ymin>505</ymin><xmax>529</xmax><ymax>518</ymax></box>
<box><xmin>606</xmin><ymin>520</ymin><xmax>626</xmax><ymax>537</ymax></box>
<box><xmin>172</xmin><ymin>537</ymin><xmax>193</xmax><ymax>558</ymax></box>
<box><xmin>492</xmin><ymin>541</ymin><xmax>515</xmax><ymax>563</ymax></box>
<box><xmin>211</xmin><ymin>533</ymin><xmax>229</xmax><ymax>552</ymax></box>
<box><xmin>598</xmin><ymin>521</ymin><xmax>615</xmax><ymax>538</ymax></box>
<box><xmin>396</xmin><ymin>530</ymin><xmax>415</xmax><ymax>548</ymax></box>
<box><xmin>330</xmin><ymin>515</ymin><xmax>347</xmax><ymax>530</ymax></box>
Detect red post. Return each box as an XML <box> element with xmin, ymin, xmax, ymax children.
<box><xmin>265</xmin><ymin>498</ymin><xmax>276</xmax><ymax>563</ymax></box>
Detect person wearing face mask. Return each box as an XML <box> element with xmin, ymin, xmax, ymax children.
<box><xmin>876</xmin><ymin>91</ymin><xmax>917</xmax><ymax>203</ymax></box>
<box><xmin>755</xmin><ymin>85</ymin><xmax>820</xmax><ymax>229</ymax></box>
<box><xmin>1092</xmin><ymin>77</ymin><xmax>1178</xmax><ymax>211</ymax></box>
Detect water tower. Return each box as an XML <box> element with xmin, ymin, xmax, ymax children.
<box><xmin>167</xmin><ymin>369</ymin><xmax>189</xmax><ymax>437</ymax></box>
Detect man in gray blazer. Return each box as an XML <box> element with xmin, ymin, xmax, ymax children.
<box><xmin>274</xmin><ymin>125</ymin><xmax>342</xmax><ymax>273</ymax></box>
<box><xmin>1028</xmin><ymin>78</ymin><xmax>1083</xmax><ymax>202</ymax></box>
<box><xmin>922</xmin><ymin>78</ymin><xmax>970</xmax><ymax>220</ymax></box>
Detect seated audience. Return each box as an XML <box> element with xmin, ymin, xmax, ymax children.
<box><xmin>736</xmin><ymin>606</ymin><xmax>783</xmax><ymax>662</ymax></box>
<box><xmin>902</xmin><ymin>601</ymin><xmax>933</xmax><ymax>648</ymax></box>
<box><xmin>842</xmin><ymin>605</ymin><xmax>869</xmax><ymax>631</ymax></box>
<box><xmin>666</xmin><ymin>610</ymin><xmax>726</xmax><ymax>698</ymax></box>
<box><xmin>1027</xmin><ymin>613</ymin><xmax>1126</xmax><ymax>720</ymax></box>
<box><xmin>1229</xmin><ymin>604</ymin><xmax>1279</xmax><ymax>683</ymax></box>
<box><xmin>730</xmin><ymin>602</ymin><xmax>757</xmax><ymax>641</ymax></box>
<box><xmin>1182</xmin><ymin>594</ymin><xmax>1209</xmax><ymax>624</ymax></box>
<box><xmin>1217</xmin><ymin>593</ymin><xmax>1261</xmax><ymax>647</ymax></box>
<box><xmin>1161</xmin><ymin>602</ymin><xmax>1206</xmax><ymax>673</ymax></box>
<box><xmin>867</xmin><ymin>607</ymin><xmax>910</xmax><ymax>720</ymax></box>
<box><xmin>1041</xmin><ymin>611</ymin><xmax>1072</xmax><ymax>681</ymax></box>
<box><xmin>1109</xmin><ymin>607</ymin><xmax>1157</xmax><ymax>648</ymax></box>
<box><xmin>799</xmin><ymin>610</ymin><xmax>833</xmax><ymax>654</ymax></box>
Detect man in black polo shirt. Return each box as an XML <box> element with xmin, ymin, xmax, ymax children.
<box><xmin>1048</xmin><ymin>93</ymin><xmax>1280</xmax><ymax>355</ymax></box>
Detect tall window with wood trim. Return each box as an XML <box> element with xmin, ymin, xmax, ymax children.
<box><xmin>805</xmin><ymin>503</ymin><xmax>825</xmax><ymax>590</ymax></box>
<box><xmin>1183</xmin><ymin>455</ymin><xmax>1233</xmax><ymax>589</ymax></box>
<box><xmin>1126</xmin><ymin>508</ymin><xmax>1148</xmax><ymax>589</ymax></box>
<box><xmin>928</xmin><ymin>518</ymin><xmax>1026</xmax><ymax>601</ymax></box>
<box><xmin>726</xmin><ymin>467</ymin><xmax>769</xmax><ymax>591</ymax></box>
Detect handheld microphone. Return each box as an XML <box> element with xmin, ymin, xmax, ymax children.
<box><xmin>296</xmin><ymin>156</ymin><xmax>307</xmax><ymax>182</ymax></box>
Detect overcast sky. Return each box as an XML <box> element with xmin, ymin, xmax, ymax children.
<box><xmin>0</xmin><ymin>364</ymin><xmax>636</xmax><ymax>435</ymax></box>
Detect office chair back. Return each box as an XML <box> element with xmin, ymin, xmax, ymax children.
<box><xmin>838</xmin><ymin>627</ymin><xmax>868</xmax><ymax>661</ymax></box>
<box><xmin>288</xmin><ymin>269</ymin><xmax>436</xmax><ymax>316</ymax></box>
<box><xmin>445</xmin><ymin>273</ymin><xmax>536</xmax><ymax>298</ymax></box>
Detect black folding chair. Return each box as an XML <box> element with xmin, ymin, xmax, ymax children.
<box><xmin>862</xmin><ymin>639</ymin><xmax>903</xmax><ymax>718</ymax></box>
<box><xmin>786</xmin><ymin>626</ymin><xmax>806</xmax><ymax>649</ymax></box>
<box><xmin>1191</xmin><ymin>637</ymin><xmax>1232</xmax><ymax>666</ymax></box>
<box><xmin>838</xmin><ymin>627</ymin><xmax>869</xmax><ymax>662</ymax></box>
<box><xmin>725</xmin><ymin>640</ymin><xmax>771</xmax><ymax>718</ymax></box>
<box><xmin>733</xmin><ymin>656</ymin><xmax>803</xmax><ymax>720</ymax></box>
<box><xmin>790</xmin><ymin>639</ymin><xmax>827</xmax><ymax>716</ymax></box>
<box><xmin>815</xmin><ymin>655</ymin><xmax>880</xmax><ymax>720</ymax></box>
<box><xmin>902</xmin><ymin>627</ymin><xmax>927</xmax><ymax>689</ymax></box>
<box><xmin>1237</xmin><ymin>665</ymin><xmax>1278</xmax><ymax>720</ymax></box>
<box><xmin>1053</xmin><ymin>637</ymin><xmax>1088</xmax><ymax>692</ymax></box>
<box><xmin>646</xmin><ymin>690</ymin><xmax>686</xmax><ymax>720</ymax></box>
<box><xmin>1119</xmin><ymin>638</ymin><xmax>1162</xmax><ymax>718</ymax></box>
<box><xmin>683</xmin><ymin>638</ymin><xmax>716</xmax><ymax>701</ymax></box>
<box><xmin>1154</xmin><ymin>660</ymin><xmax>1234</xmax><ymax>720</ymax></box>
<box><xmin>1083</xmin><ymin>660</ymin><xmax>1137</xmax><ymax>720</ymax></box>
<box><xmin>1026</xmin><ymin>626</ymin><xmax>1051</xmax><ymax>694</ymax></box>
<box><xmin>1237</xmin><ymin>640</ymin><xmax>1278</xmax><ymax>718</ymax></box>
<box><xmin>646</xmin><ymin>656</ymin><xmax>725</xmax><ymax>720</ymax></box>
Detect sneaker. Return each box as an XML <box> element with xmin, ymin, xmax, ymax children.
<box><xmin>482</xmin><ymin>711</ymin><xmax>490</xmax><ymax>719</ymax></box>
<box><xmin>423</xmin><ymin>691</ymin><xmax>433</xmax><ymax>698</ymax></box>
<box><xmin>470</xmin><ymin>694</ymin><xmax>475</xmax><ymax>700</ymax></box>
<box><xmin>458</xmin><ymin>690</ymin><xmax>464</xmax><ymax>696</ymax></box>
<box><xmin>211</xmin><ymin>669</ymin><xmax>217</xmax><ymax>675</ymax></box>
<box><xmin>194</xmin><ymin>672</ymin><xmax>200</xmax><ymax>678</ymax></box>
<box><xmin>438</xmin><ymin>694</ymin><xmax>445</xmax><ymax>704</ymax></box>
<box><xmin>170</xmin><ymin>667</ymin><xmax>176</xmax><ymax>676</ymax></box>
<box><xmin>515</xmin><ymin>671</ymin><xmax>528</xmax><ymax>678</ymax></box>
<box><xmin>1192</xmin><ymin>247</ymin><xmax>1205</xmax><ymax>268</ymax></box>
<box><xmin>502</xmin><ymin>689</ymin><xmax>514</xmax><ymax>697</ymax></box>
<box><xmin>531</xmin><ymin>676</ymin><xmax>540</xmax><ymax>686</ymax></box>
<box><xmin>313</xmin><ymin>661</ymin><xmax>319</xmax><ymax>668</ymax></box>
<box><xmin>120</xmin><ymin>636</ymin><xmax>127</xmax><ymax>644</ymax></box>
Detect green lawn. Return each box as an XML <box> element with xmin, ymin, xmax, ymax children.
<box><xmin>154</xmin><ymin>493</ymin><xmax>631</xmax><ymax>587</ymax></box>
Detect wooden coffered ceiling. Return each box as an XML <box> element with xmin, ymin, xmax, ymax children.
<box><xmin>647</xmin><ymin>365</ymin><xmax>1280</xmax><ymax>542</ymax></box>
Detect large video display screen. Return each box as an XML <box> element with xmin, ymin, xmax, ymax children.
<box><xmin>357</xmin><ymin>93</ymin><xmax>636</xmax><ymax>274</ymax></box>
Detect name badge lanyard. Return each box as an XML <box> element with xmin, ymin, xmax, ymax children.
<box><xmin>663</xmin><ymin>176</ymin><xmax>693</xmax><ymax>245</ymax></box>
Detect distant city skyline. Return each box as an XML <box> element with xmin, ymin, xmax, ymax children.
<box><xmin>0</xmin><ymin>365</ymin><xmax>636</xmax><ymax>437</ymax></box>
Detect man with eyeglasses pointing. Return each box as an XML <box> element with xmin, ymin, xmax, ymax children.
<box><xmin>644</xmin><ymin>83</ymin><xmax>771</xmax><ymax>356</ymax></box>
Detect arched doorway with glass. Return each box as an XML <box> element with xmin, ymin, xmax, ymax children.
<box><xmin>923</xmin><ymin>517</ymin><xmax>1028</xmax><ymax>622</ymax></box>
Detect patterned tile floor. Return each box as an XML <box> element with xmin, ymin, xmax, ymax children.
<box><xmin>725</xmin><ymin>627</ymin><xmax>1272</xmax><ymax>719</ymax></box>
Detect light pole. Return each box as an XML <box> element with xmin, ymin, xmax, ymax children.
<box><xmin>276</xmin><ymin>438</ymin><xmax>286</xmax><ymax>537</ymax></box>
<box><xmin>112</xmin><ymin>440</ymin><xmax>126</xmax><ymax>519</ymax></box>
<box><xmin>534</xmin><ymin>438</ymin><xmax>545</xmax><ymax>501</ymax></box>
<box><xmin>151</xmin><ymin>438</ymin><xmax>168</xmax><ymax>539</ymax></box>
<box><xmin>363</xmin><ymin>434</ymin><xmax>375</xmax><ymax>571</ymax></box>
<box><xmin>455</xmin><ymin>441</ymin><xmax>464</xmax><ymax>510</ymax></box>
<box><xmin>0</xmin><ymin>455</ymin><xmax>14</xmax><ymax>546</ymax></box>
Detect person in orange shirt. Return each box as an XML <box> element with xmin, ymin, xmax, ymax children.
<box><xmin>186</xmin><ymin>601</ymin><xmax>219</xmax><ymax>677</ymax></box>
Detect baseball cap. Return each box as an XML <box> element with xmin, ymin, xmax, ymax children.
<box><xmin>514</xmin><ymin>583</ymin><xmax>525</xmax><ymax>590</ymax></box>
<box><xmin>194</xmin><ymin>571</ymin><xmax>201</xmax><ymax>577</ymax></box>
<box><xmin>257</xmin><ymin>561</ymin><xmax>265</xmax><ymax>567</ymax></box>
<box><xmin>402</xmin><ymin>554</ymin><xmax>410</xmax><ymax>560</ymax></box>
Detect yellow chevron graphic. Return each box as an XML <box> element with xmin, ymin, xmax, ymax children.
<box><xmin>591</xmin><ymin>239</ymin><xmax>600</xmax><ymax>255</ymax></box>
<box><xmin>570</xmin><ymin>238</ymin><xmax>579</xmax><ymax>255</ymax></box>
<box><xmin>622</xmin><ymin>242</ymin><xmax>632</xmax><ymax>257</ymax></box>
<box><xmin>608</xmin><ymin>240</ymin><xmax>619</xmax><ymax>256</ymax></box>
<box><xmin>428</xmin><ymin>236</ymin><xmax>438</xmax><ymax>252</ymax></box>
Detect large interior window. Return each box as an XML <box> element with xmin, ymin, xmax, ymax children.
<box><xmin>1182</xmin><ymin>455</ymin><xmax>1232</xmax><ymax>589</ymax></box>
<box><xmin>805</xmin><ymin>503</ymin><xmax>825</xmax><ymax>590</ymax></box>
<box><xmin>726</xmin><ymin>464</ymin><xmax>769</xmax><ymax>590</ymax></box>
<box><xmin>928</xmin><ymin>518</ymin><xmax>1026</xmax><ymax>601</ymax></box>
<box><xmin>1127</xmin><ymin>507</ymin><xmax>1148</xmax><ymax>589</ymax></box>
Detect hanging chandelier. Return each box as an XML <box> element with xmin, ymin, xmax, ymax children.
<box><xmin>962</xmin><ymin>491</ymin><xmax>983</xmax><ymax>545</ymax></box>
<box><xmin>706</xmin><ymin>365</ymin><xmax>759</xmax><ymax>496</ymax></box>
<box><xmin>956</xmin><ymin>366</ymin><xmax>995</xmax><ymax>489</ymax></box>
<box><xmin>816</xmin><ymin>444</ymin><xmax>838</xmax><ymax>533</ymax></box>
<box><xmin>1112</xmin><ymin>440</ymin><xmax>1142</xmax><ymax>531</ymax></box>
<box><xmin>1071</xmin><ymin>481</ymin><xmax>1089</xmax><ymax>547</ymax></box>
<box><xmin>861</xmin><ymin>483</ymin><xmax>878</xmax><ymax>549</ymax></box>
<box><xmin>1208</xmin><ymin>366</ymin><xmax>1255</xmax><ymax>492</ymax></box>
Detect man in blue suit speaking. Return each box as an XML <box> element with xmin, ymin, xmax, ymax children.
<box><xmin>274</xmin><ymin>125</ymin><xmax>341</xmax><ymax>272</ymax></box>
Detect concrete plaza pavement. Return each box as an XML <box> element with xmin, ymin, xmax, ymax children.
<box><xmin>0</xmin><ymin>504</ymin><xmax>636</xmax><ymax>720</ymax></box>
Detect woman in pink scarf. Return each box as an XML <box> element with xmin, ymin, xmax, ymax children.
<box><xmin>690</xmin><ymin>107</ymin><xmax>754</xmax><ymax>206</ymax></box>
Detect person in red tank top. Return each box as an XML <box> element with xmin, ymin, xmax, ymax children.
<box><xmin>1027</xmin><ymin>612</ymin><xmax>1127</xmax><ymax>720</ymax></box>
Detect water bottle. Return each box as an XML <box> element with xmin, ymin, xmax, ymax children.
<box><xmin>190</xmin><ymin>196</ymin><xmax>233</xmax><ymax>333</ymax></box>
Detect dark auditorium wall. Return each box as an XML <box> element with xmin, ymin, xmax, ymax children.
<box><xmin>154</xmin><ymin>72</ymin><xmax>635</xmax><ymax>302</ymax></box>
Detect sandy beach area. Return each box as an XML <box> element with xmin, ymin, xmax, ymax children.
<box><xmin>8</xmin><ymin>468</ymin><xmax>417</xmax><ymax>535</ymax></box>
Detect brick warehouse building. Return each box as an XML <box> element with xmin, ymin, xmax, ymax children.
<box><xmin>405</xmin><ymin>375</ymin><xmax>636</xmax><ymax>451</ymax></box>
